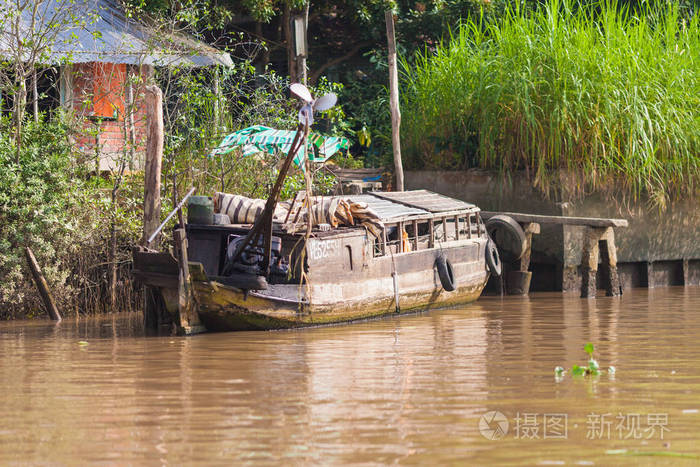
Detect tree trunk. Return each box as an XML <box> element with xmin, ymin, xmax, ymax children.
<box><xmin>298</xmin><ymin>2</ymin><xmax>309</xmax><ymax>84</ymax></box>
<box><xmin>126</xmin><ymin>66</ymin><xmax>137</xmax><ymax>171</ymax></box>
<box><xmin>385</xmin><ymin>11</ymin><xmax>404</xmax><ymax>191</ymax></box>
<box><xmin>108</xmin><ymin>204</ymin><xmax>118</xmax><ymax>311</ymax></box>
<box><xmin>13</xmin><ymin>73</ymin><xmax>27</xmax><ymax>161</ymax></box>
<box><xmin>255</xmin><ymin>21</ymin><xmax>271</xmax><ymax>71</ymax></box>
<box><xmin>213</xmin><ymin>67</ymin><xmax>221</xmax><ymax>134</ymax></box>
<box><xmin>32</xmin><ymin>69</ymin><xmax>39</xmax><ymax>123</ymax></box>
<box><xmin>283</xmin><ymin>2</ymin><xmax>297</xmax><ymax>83</ymax></box>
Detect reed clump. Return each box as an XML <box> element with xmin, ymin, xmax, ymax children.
<box><xmin>402</xmin><ymin>0</ymin><xmax>699</xmax><ymax>203</ymax></box>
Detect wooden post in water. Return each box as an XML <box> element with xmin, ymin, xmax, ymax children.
<box><xmin>385</xmin><ymin>10</ymin><xmax>404</xmax><ymax>192</ymax></box>
<box><xmin>142</xmin><ymin>85</ymin><xmax>163</xmax><ymax>248</ymax></box>
<box><xmin>580</xmin><ymin>226</ymin><xmax>622</xmax><ymax>298</ymax></box>
<box><xmin>24</xmin><ymin>247</ymin><xmax>61</xmax><ymax>322</ymax></box>
<box><xmin>599</xmin><ymin>227</ymin><xmax>622</xmax><ymax>297</ymax></box>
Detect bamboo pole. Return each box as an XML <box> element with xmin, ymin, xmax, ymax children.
<box><xmin>385</xmin><ymin>10</ymin><xmax>404</xmax><ymax>192</ymax></box>
<box><xmin>24</xmin><ymin>247</ymin><xmax>61</xmax><ymax>321</ymax></box>
<box><xmin>142</xmin><ymin>85</ymin><xmax>163</xmax><ymax>248</ymax></box>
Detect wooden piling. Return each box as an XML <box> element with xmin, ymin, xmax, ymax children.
<box><xmin>580</xmin><ymin>226</ymin><xmax>622</xmax><ymax>298</ymax></box>
<box><xmin>142</xmin><ymin>85</ymin><xmax>163</xmax><ymax>248</ymax></box>
<box><xmin>506</xmin><ymin>222</ymin><xmax>539</xmax><ymax>295</ymax></box>
<box><xmin>385</xmin><ymin>11</ymin><xmax>404</xmax><ymax>191</ymax></box>
<box><xmin>173</xmin><ymin>228</ymin><xmax>202</xmax><ymax>334</ymax></box>
<box><xmin>580</xmin><ymin>227</ymin><xmax>601</xmax><ymax>298</ymax></box>
<box><xmin>599</xmin><ymin>227</ymin><xmax>622</xmax><ymax>296</ymax></box>
<box><xmin>24</xmin><ymin>247</ymin><xmax>61</xmax><ymax>322</ymax></box>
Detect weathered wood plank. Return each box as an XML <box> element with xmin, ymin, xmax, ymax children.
<box><xmin>142</xmin><ymin>85</ymin><xmax>163</xmax><ymax>247</ymax></box>
<box><xmin>327</xmin><ymin>167</ymin><xmax>384</xmax><ymax>181</ymax></box>
<box><xmin>174</xmin><ymin>228</ymin><xmax>204</xmax><ymax>334</ymax></box>
<box><xmin>428</xmin><ymin>220</ymin><xmax>434</xmax><ymax>248</ymax></box>
<box><xmin>580</xmin><ymin>227</ymin><xmax>603</xmax><ymax>298</ymax></box>
<box><xmin>370</xmin><ymin>190</ymin><xmax>476</xmax><ymax>213</ymax></box>
<box><xmin>412</xmin><ymin>219</ymin><xmax>418</xmax><ymax>251</ymax></box>
<box><xmin>481</xmin><ymin>211</ymin><xmax>628</xmax><ymax>228</ymax></box>
<box><xmin>24</xmin><ymin>247</ymin><xmax>61</xmax><ymax>322</ymax></box>
<box><xmin>519</xmin><ymin>223</ymin><xmax>540</xmax><ymax>272</ymax></box>
<box><xmin>377</xmin><ymin>208</ymin><xmax>479</xmax><ymax>225</ymax></box>
<box><xmin>599</xmin><ymin>227</ymin><xmax>622</xmax><ymax>297</ymax></box>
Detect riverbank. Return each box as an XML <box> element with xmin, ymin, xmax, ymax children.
<box><xmin>407</xmin><ymin>170</ymin><xmax>700</xmax><ymax>292</ymax></box>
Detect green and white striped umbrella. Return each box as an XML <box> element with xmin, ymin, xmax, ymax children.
<box><xmin>210</xmin><ymin>125</ymin><xmax>349</xmax><ymax>167</ymax></box>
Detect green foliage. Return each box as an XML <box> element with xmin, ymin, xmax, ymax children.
<box><xmin>0</xmin><ymin>116</ymin><xmax>78</xmax><ymax>313</ymax></box>
<box><xmin>0</xmin><ymin>114</ymin><xmax>144</xmax><ymax>318</ymax></box>
<box><xmin>157</xmin><ymin>65</ymin><xmax>354</xmax><ymax>206</ymax></box>
<box><xmin>402</xmin><ymin>0</ymin><xmax>700</xmax><ymax>203</ymax></box>
<box><xmin>556</xmin><ymin>342</ymin><xmax>615</xmax><ymax>379</ymax></box>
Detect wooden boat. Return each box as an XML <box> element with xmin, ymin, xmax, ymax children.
<box><xmin>133</xmin><ymin>85</ymin><xmax>501</xmax><ymax>334</ymax></box>
<box><xmin>133</xmin><ymin>189</ymin><xmax>498</xmax><ymax>334</ymax></box>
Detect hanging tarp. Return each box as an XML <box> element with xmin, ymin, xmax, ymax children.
<box><xmin>210</xmin><ymin>125</ymin><xmax>349</xmax><ymax>167</ymax></box>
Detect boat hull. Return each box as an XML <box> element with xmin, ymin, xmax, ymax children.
<box><xmin>195</xmin><ymin>277</ymin><xmax>486</xmax><ymax>332</ymax></box>
<box><xmin>137</xmin><ymin>238</ymin><xmax>489</xmax><ymax>332</ymax></box>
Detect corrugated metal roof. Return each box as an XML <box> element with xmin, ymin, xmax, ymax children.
<box><xmin>370</xmin><ymin>190</ymin><xmax>477</xmax><ymax>213</ymax></box>
<box><xmin>346</xmin><ymin>194</ymin><xmax>428</xmax><ymax>222</ymax></box>
<box><xmin>0</xmin><ymin>0</ymin><xmax>232</xmax><ymax>66</ymax></box>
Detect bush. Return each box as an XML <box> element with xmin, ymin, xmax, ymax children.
<box><xmin>402</xmin><ymin>0</ymin><xmax>700</xmax><ymax>203</ymax></box>
<box><xmin>0</xmin><ymin>117</ymin><xmax>81</xmax><ymax>316</ymax></box>
<box><xmin>0</xmin><ymin>116</ymin><xmax>140</xmax><ymax>318</ymax></box>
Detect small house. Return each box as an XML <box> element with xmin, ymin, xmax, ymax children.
<box><xmin>0</xmin><ymin>0</ymin><xmax>232</xmax><ymax>170</ymax></box>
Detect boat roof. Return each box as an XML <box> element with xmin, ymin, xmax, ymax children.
<box><xmin>347</xmin><ymin>190</ymin><xmax>478</xmax><ymax>223</ymax></box>
<box><xmin>370</xmin><ymin>190</ymin><xmax>476</xmax><ymax>213</ymax></box>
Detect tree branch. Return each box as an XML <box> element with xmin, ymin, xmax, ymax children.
<box><xmin>309</xmin><ymin>41</ymin><xmax>370</xmax><ymax>85</ymax></box>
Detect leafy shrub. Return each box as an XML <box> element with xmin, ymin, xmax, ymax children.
<box><xmin>0</xmin><ymin>116</ymin><xmax>86</xmax><ymax>316</ymax></box>
<box><xmin>0</xmin><ymin>115</ymin><xmax>140</xmax><ymax>318</ymax></box>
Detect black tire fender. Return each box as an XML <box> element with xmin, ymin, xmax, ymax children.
<box><xmin>486</xmin><ymin>239</ymin><xmax>502</xmax><ymax>277</ymax></box>
<box><xmin>436</xmin><ymin>255</ymin><xmax>457</xmax><ymax>292</ymax></box>
<box><xmin>485</xmin><ymin>215</ymin><xmax>527</xmax><ymax>263</ymax></box>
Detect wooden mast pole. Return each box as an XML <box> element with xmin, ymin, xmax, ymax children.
<box><xmin>228</xmin><ymin>122</ymin><xmax>308</xmax><ymax>274</ymax></box>
<box><xmin>385</xmin><ymin>10</ymin><xmax>404</xmax><ymax>192</ymax></box>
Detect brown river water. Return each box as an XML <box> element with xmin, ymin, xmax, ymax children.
<box><xmin>1</xmin><ymin>287</ymin><xmax>699</xmax><ymax>466</ymax></box>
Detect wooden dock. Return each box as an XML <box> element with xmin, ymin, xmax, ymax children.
<box><xmin>480</xmin><ymin>212</ymin><xmax>629</xmax><ymax>298</ymax></box>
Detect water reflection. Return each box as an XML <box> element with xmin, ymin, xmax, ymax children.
<box><xmin>0</xmin><ymin>287</ymin><xmax>698</xmax><ymax>464</ymax></box>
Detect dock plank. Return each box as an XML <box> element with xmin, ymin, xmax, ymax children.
<box><xmin>480</xmin><ymin>212</ymin><xmax>628</xmax><ymax>228</ymax></box>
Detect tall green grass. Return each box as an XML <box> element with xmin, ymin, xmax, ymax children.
<box><xmin>401</xmin><ymin>0</ymin><xmax>699</xmax><ymax>202</ymax></box>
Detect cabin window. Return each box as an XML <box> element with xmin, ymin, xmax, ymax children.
<box><xmin>469</xmin><ymin>215</ymin><xmax>478</xmax><ymax>237</ymax></box>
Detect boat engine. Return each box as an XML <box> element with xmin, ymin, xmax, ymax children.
<box><xmin>223</xmin><ymin>234</ymin><xmax>289</xmax><ymax>278</ymax></box>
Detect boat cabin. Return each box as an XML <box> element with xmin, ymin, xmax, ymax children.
<box><xmin>185</xmin><ymin>190</ymin><xmax>486</xmax><ymax>285</ymax></box>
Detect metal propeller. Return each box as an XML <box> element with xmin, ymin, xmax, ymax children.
<box><xmin>289</xmin><ymin>83</ymin><xmax>338</xmax><ymax>126</ymax></box>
